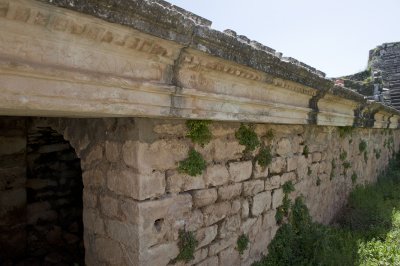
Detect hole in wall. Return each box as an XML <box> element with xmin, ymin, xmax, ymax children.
<box><xmin>154</xmin><ymin>218</ymin><xmax>164</xmax><ymax>233</ymax></box>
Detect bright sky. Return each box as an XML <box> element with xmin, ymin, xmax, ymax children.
<box><xmin>167</xmin><ymin>0</ymin><xmax>400</xmax><ymax>78</ymax></box>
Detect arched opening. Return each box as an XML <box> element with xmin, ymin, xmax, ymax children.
<box><xmin>24</xmin><ymin>126</ymin><xmax>84</xmax><ymax>265</ymax></box>
<box><xmin>0</xmin><ymin>117</ymin><xmax>84</xmax><ymax>265</ymax></box>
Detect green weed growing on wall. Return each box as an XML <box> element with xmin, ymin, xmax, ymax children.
<box><xmin>340</xmin><ymin>150</ymin><xmax>347</xmax><ymax>161</ymax></box>
<box><xmin>338</xmin><ymin>126</ymin><xmax>354</xmax><ymax>138</ymax></box>
<box><xmin>178</xmin><ymin>149</ymin><xmax>206</xmax><ymax>176</ymax></box>
<box><xmin>237</xmin><ymin>234</ymin><xmax>249</xmax><ymax>255</ymax></box>
<box><xmin>359</xmin><ymin>139</ymin><xmax>367</xmax><ymax>153</ymax></box>
<box><xmin>186</xmin><ymin>120</ymin><xmax>212</xmax><ymax>147</ymax></box>
<box><xmin>275</xmin><ymin>181</ymin><xmax>295</xmax><ymax>224</ymax></box>
<box><xmin>175</xmin><ymin>230</ymin><xmax>198</xmax><ymax>262</ymax></box>
<box><xmin>256</xmin><ymin>146</ymin><xmax>272</xmax><ymax>168</ymax></box>
<box><xmin>235</xmin><ymin>124</ymin><xmax>260</xmax><ymax>152</ymax></box>
<box><xmin>303</xmin><ymin>145</ymin><xmax>309</xmax><ymax>158</ymax></box>
<box><xmin>351</xmin><ymin>172</ymin><xmax>358</xmax><ymax>184</ymax></box>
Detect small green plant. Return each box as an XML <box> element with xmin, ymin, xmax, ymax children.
<box><xmin>186</xmin><ymin>120</ymin><xmax>212</xmax><ymax>146</ymax></box>
<box><xmin>175</xmin><ymin>230</ymin><xmax>198</xmax><ymax>262</ymax></box>
<box><xmin>178</xmin><ymin>149</ymin><xmax>206</xmax><ymax>176</ymax></box>
<box><xmin>351</xmin><ymin>172</ymin><xmax>358</xmax><ymax>184</ymax></box>
<box><xmin>343</xmin><ymin>161</ymin><xmax>351</xmax><ymax>169</ymax></box>
<box><xmin>275</xmin><ymin>181</ymin><xmax>296</xmax><ymax>224</ymax></box>
<box><xmin>374</xmin><ymin>148</ymin><xmax>381</xmax><ymax>159</ymax></box>
<box><xmin>256</xmin><ymin>146</ymin><xmax>272</xmax><ymax>168</ymax></box>
<box><xmin>235</xmin><ymin>124</ymin><xmax>260</xmax><ymax>152</ymax></box>
<box><xmin>303</xmin><ymin>145</ymin><xmax>309</xmax><ymax>158</ymax></box>
<box><xmin>265</xmin><ymin>129</ymin><xmax>275</xmax><ymax>141</ymax></box>
<box><xmin>339</xmin><ymin>150</ymin><xmax>347</xmax><ymax>161</ymax></box>
<box><xmin>282</xmin><ymin>181</ymin><xmax>295</xmax><ymax>194</ymax></box>
<box><xmin>316</xmin><ymin>177</ymin><xmax>321</xmax><ymax>186</ymax></box>
<box><xmin>359</xmin><ymin>139</ymin><xmax>367</xmax><ymax>153</ymax></box>
<box><xmin>307</xmin><ymin>167</ymin><xmax>312</xmax><ymax>176</ymax></box>
<box><xmin>338</xmin><ymin>126</ymin><xmax>353</xmax><ymax>138</ymax></box>
<box><xmin>237</xmin><ymin>234</ymin><xmax>249</xmax><ymax>255</ymax></box>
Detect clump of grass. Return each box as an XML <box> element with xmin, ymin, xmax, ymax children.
<box><xmin>235</xmin><ymin>124</ymin><xmax>260</xmax><ymax>152</ymax></box>
<box><xmin>252</xmin><ymin>153</ymin><xmax>400</xmax><ymax>266</ymax></box>
<box><xmin>303</xmin><ymin>145</ymin><xmax>309</xmax><ymax>158</ymax></box>
<box><xmin>175</xmin><ymin>230</ymin><xmax>198</xmax><ymax>262</ymax></box>
<box><xmin>178</xmin><ymin>149</ymin><xmax>206</xmax><ymax>176</ymax></box>
<box><xmin>237</xmin><ymin>234</ymin><xmax>249</xmax><ymax>255</ymax></box>
<box><xmin>340</xmin><ymin>150</ymin><xmax>347</xmax><ymax>161</ymax></box>
<box><xmin>186</xmin><ymin>120</ymin><xmax>212</xmax><ymax>146</ymax></box>
<box><xmin>351</xmin><ymin>172</ymin><xmax>358</xmax><ymax>184</ymax></box>
<box><xmin>256</xmin><ymin>146</ymin><xmax>272</xmax><ymax>168</ymax></box>
<box><xmin>265</xmin><ymin>129</ymin><xmax>275</xmax><ymax>141</ymax></box>
<box><xmin>343</xmin><ymin>161</ymin><xmax>351</xmax><ymax>170</ymax></box>
<box><xmin>338</xmin><ymin>126</ymin><xmax>354</xmax><ymax>138</ymax></box>
<box><xmin>359</xmin><ymin>139</ymin><xmax>367</xmax><ymax>153</ymax></box>
<box><xmin>275</xmin><ymin>181</ymin><xmax>295</xmax><ymax>224</ymax></box>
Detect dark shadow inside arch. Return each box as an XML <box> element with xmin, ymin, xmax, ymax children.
<box><xmin>22</xmin><ymin>126</ymin><xmax>84</xmax><ymax>265</ymax></box>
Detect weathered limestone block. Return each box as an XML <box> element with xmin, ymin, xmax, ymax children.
<box><xmin>296</xmin><ymin>155</ymin><xmax>308</xmax><ymax>180</ymax></box>
<box><xmin>272</xmin><ymin>188</ymin><xmax>284</xmax><ymax>209</ymax></box>
<box><xmin>243</xmin><ymin>180</ymin><xmax>264</xmax><ymax>196</ymax></box>
<box><xmin>262</xmin><ymin>210</ymin><xmax>277</xmax><ymax>230</ymax></box>
<box><xmin>280</xmin><ymin>172</ymin><xmax>296</xmax><ymax>185</ymax></box>
<box><xmin>229</xmin><ymin>161</ymin><xmax>252</xmax><ymax>182</ymax></box>
<box><xmin>230</xmin><ymin>199</ymin><xmax>241</xmax><ymax>215</ymax></box>
<box><xmin>265</xmin><ymin>175</ymin><xmax>281</xmax><ymax>190</ymax></box>
<box><xmin>196</xmin><ymin>225</ymin><xmax>218</xmax><ymax>249</ymax></box>
<box><xmin>250</xmin><ymin>228</ymin><xmax>270</xmax><ymax>263</ymax></box>
<box><xmin>203</xmin><ymin>201</ymin><xmax>231</xmax><ymax>226</ymax></box>
<box><xmin>219</xmin><ymin>246</ymin><xmax>240</xmax><ymax>265</ymax></box>
<box><xmin>141</xmin><ymin>241</ymin><xmax>179</xmax><ymax>266</ymax></box>
<box><xmin>292</xmin><ymin>135</ymin><xmax>304</xmax><ymax>154</ymax></box>
<box><xmin>192</xmin><ymin>248</ymin><xmax>209</xmax><ymax>265</ymax></box>
<box><xmin>286</xmin><ymin>156</ymin><xmax>298</xmax><ymax>172</ymax></box>
<box><xmin>136</xmin><ymin>194</ymin><xmax>192</xmax><ymax>248</ymax></box>
<box><xmin>276</xmin><ymin>138</ymin><xmax>292</xmax><ymax>156</ymax></box>
<box><xmin>167</xmin><ymin>171</ymin><xmax>205</xmax><ymax>193</ymax></box>
<box><xmin>213</xmin><ymin>139</ymin><xmax>244</xmax><ymax>162</ymax></box>
<box><xmin>153</xmin><ymin>123</ymin><xmax>187</xmax><ymax>136</ymax></box>
<box><xmin>105</xmin><ymin>219</ymin><xmax>138</xmax><ymax>248</ymax></box>
<box><xmin>312</xmin><ymin>152</ymin><xmax>322</xmax><ymax>162</ymax></box>
<box><xmin>94</xmin><ymin>236</ymin><xmax>124</xmax><ymax>265</ymax></box>
<box><xmin>252</xmin><ymin>191</ymin><xmax>271</xmax><ymax>216</ymax></box>
<box><xmin>204</xmin><ymin>164</ymin><xmax>229</xmax><ymax>186</ymax></box>
<box><xmin>107</xmin><ymin>168</ymin><xmax>165</xmax><ymax>200</ymax></box>
<box><xmin>218</xmin><ymin>183</ymin><xmax>242</xmax><ymax>200</ymax></box>
<box><xmin>83</xmin><ymin>190</ymin><xmax>98</xmax><ymax>209</ymax></box>
<box><xmin>191</xmin><ymin>188</ymin><xmax>218</xmax><ymax>208</ymax></box>
<box><xmin>105</xmin><ymin>141</ymin><xmax>121</xmax><ymax>163</ymax></box>
<box><xmin>82</xmin><ymin>144</ymin><xmax>103</xmax><ymax>169</ymax></box>
<box><xmin>241</xmin><ymin>217</ymin><xmax>257</xmax><ymax>234</ymax></box>
<box><xmin>82</xmin><ymin>169</ymin><xmax>105</xmax><ymax>189</ymax></box>
<box><xmin>208</xmin><ymin>235</ymin><xmax>237</xmax><ymax>256</ymax></box>
<box><xmin>186</xmin><ymin>210</ymin><xmax>204</xmax><ymax>231</ymax></box>
<box><xmin>219</xmin><ymin>214</ymin><xmax>241</xmax><ymax>238</ymax></box>
<box><xmin>197</xmin><ymin>256</ymin><xmax>219</xmax><ymax>266</ymax></box>
<box><xmin>100</xmin><ymin>196</ymin><xmax>119</xmax><ymax>218</ymax></box>
<box><xmin>241</xmin><ymin>199</ymin><xmax>250</xmax><ymax>219</ymax></box>
<box><xmin>122</xmin><ymin>140</ymin><xmax>189</xmax><ymax>173</ymax></box>
<box><xmin>83</xmin><ymin>209</ymin><xmax>105</xmax><ymax>235</ymax></box>
<box><xmin>253</xmin><ymin>163</ymin><xmax>269</xmax><ymax>178</ymax></box>
<box><xmin>269</xmin><ymin>157</ymin><xmax>286</xmax><ymax>174</ymax></box>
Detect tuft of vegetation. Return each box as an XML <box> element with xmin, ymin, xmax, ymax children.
<box><xmin>374</xmin><ymin>148</ymin><xmax>381</xmax><ymax>159</ymax></box>
<box><xmin>275</xmin><ymin>181</ymin><xmax>296</xmax><ymax>224</ymax></box>
<box><xmin>338</xmin><ymin>126</ymin><xmax>354</xmax><ymax>138</ymax></box>
<box><xmin>359</xmin><ymin>139</ymin><xmax>368</xmax><ymax>153</ymax></box>
<box><xmin>265</xmin><ymin>129</ymin><xmax>275</xmax><ymax>141</ymax></box>
<box><xmin>257</xmin><ymin>146</ymin><xmax>272</xmax><ymax>168</ymax></box>
<box><xmin>307</xmin><ymin>167</ymin><xmax>312</xmax><ymax>176</ymax></box>
<box><xmin>351</xmin><ymin>172</ymin><xmax>358</xmax><ymax>184</ymax></box>
<box><xmin>175</xmin><ymin>230</ymin><xmax>198</xmax><ymax>262</ymax></box>
<box><xmin>235</xmin><ymin>124</ymin><xmax>260</xmax><ymax>152</ymax></box>
<box><xmin>343</xmin><ymin>161</ymin><xmax>351</xmax><ymax>170</ymax></box>
<box><xmin>339</xmin><ymin>150</ymin><xmax>347</xmax><ymax>161</ymax></box>
<box><xmin>178</xmin><ymin>149</ymin><xmax>206</xmax><ymax>176</ymax></box>
<box><xmin>303</xmin><ymin>145</ymin><xmax>309</xmax><ymax>158</ymax></box>
<box><xmin>237</xmin><ymin>234</ymin><xmax>249</xmax><ymax>255</ymax></box>
<box><xmin>253</xmin><ymin>153</ymin><xmax>400</xmax><ymax>266</ymax></box>
<box><xmin>186</xmin><ymin>120</ymin><xmax>212</xmax><ymax>146</ymax></box>
<box><xmin>316</xmin><ymin>177</ymin><xmax>321</xmax><ymax>186</ymax></box>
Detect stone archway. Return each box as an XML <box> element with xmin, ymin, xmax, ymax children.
<box><xmin>25</xmin><ymin>126</ymin><xmax>84</xmax><ymax>265</ymax></box>
<box><xmin>0</xmin><ymin>117</ymin><xmax>84</xmax><ymax>265</ymax></box>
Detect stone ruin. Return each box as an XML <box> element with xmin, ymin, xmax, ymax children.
<box><xmin>0</xmin><ymin>0</ymin><xmax>400</xmax><ymax>265</ymax></box>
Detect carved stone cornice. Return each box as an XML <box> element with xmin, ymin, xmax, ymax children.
<box><xmin>0</xmin><ymin>0</ymin><xmax>399</xmax><ymax>128</ymax></box>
